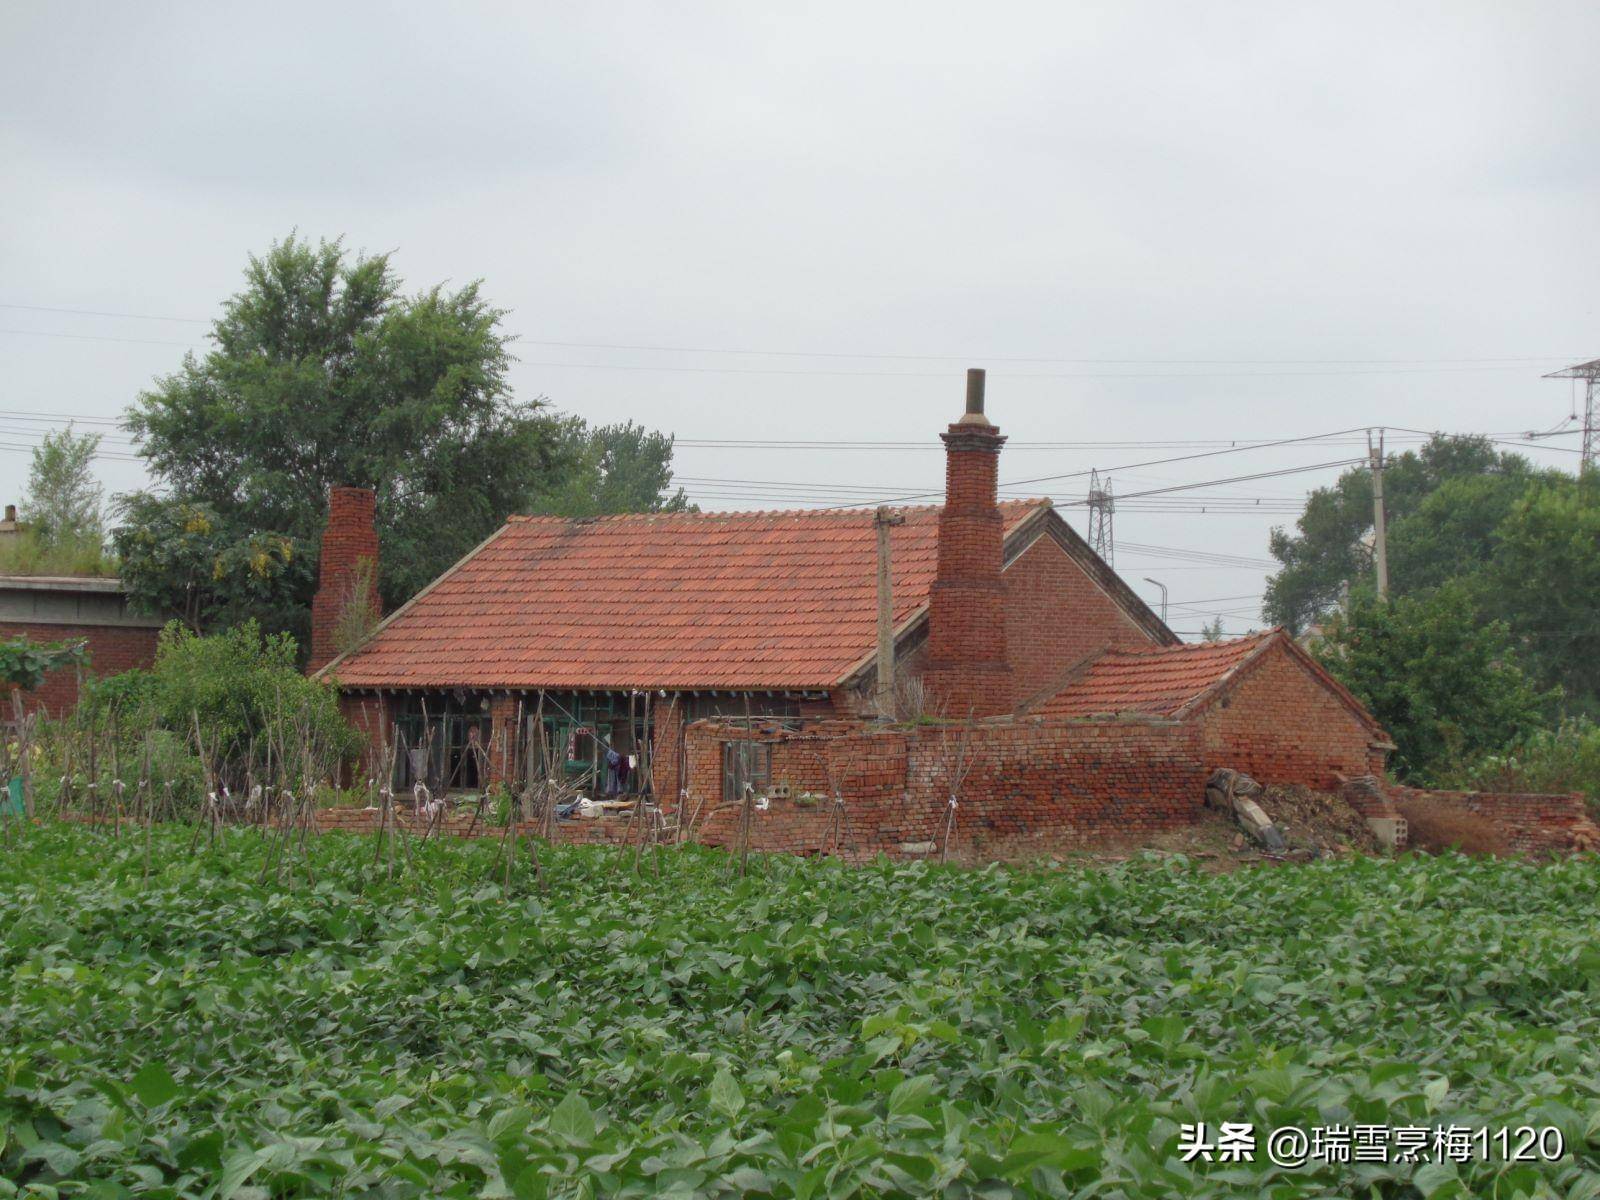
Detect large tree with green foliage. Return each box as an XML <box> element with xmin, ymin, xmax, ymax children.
<box><xmin>535</xmin><ymin>420</ymin><xmax>692</xmax><ymax>518</ymax></box>
<box><xmin>1484</xmin><ymin>482</ymin><xmax>1600</xmax><ymax>712</ymax></box>
<box><xmin>121</xmin><ymin>234</ymin><xmax>564</xmax><ymax>626</ymax></box>
<box><xmin>119</xmin><ymin>235</ymin><xmax>685</xmax><ymax>644</ymax></box>
<box><xmin>1263</xmin><ymin>436</ymin><xmax>1549</xmax><ymax>631</ymax></box>
<box><xmin>113</xmin><ymin>497</ymin><xmax>307</xmax><ymax>634</ymax></box>
<box><xmin>1313</xmin><ymin>583</ymin><xmax>1552</xmax><ymax>781</ymax></box>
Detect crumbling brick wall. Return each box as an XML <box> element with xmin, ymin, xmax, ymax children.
<box><xmin>684</xmin><ymin>715</ymin><xmax>1206</xmax><ymax>862</ymax></box>
<box><xmin>1391</xmin><ymin>787</ymin><xmax>1600</xmax><ymax>858</ymax></box>
<box><xmin>927</xmin><ymin>718</ymin><xmax>1206</xmax><ymax>861</ymax></box>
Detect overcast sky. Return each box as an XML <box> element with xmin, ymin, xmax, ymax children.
<box><xmin>2</xmin><ymin>2</ymin><xmax>1594</xmax><ymax>635</ymax></box>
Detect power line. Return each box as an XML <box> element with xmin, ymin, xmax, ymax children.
<box><xmin>0</xmin><ymin>325</ymin><xmax>1580</xmax><ymax>379</ymax></box>
<box><xmin>0</xmin><ymin>301</ymin><xmax>1582</xmax><ymax>365</ymax></box>
<box><xmin>0</xmin><ymin>302</ymin><xmax>208</xmax><ymax>324</ymax></box>
<box><xmin>0</xmin><ymin>327</ymin><xmax>198</xmax><ymax>349</ymax></box>
<box><xmin>0</xmin><ymin>409</ymin><xmax>1580</xmax><ymax>454</ymax></box>
<box><xmin>822</xmin><ymin>426</ymin><xmax>1379</xmax><ymax>509</ymax></box>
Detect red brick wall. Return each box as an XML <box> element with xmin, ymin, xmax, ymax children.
<box><xmin>1</xmin><ymin>621</ymin><xmax>161</xmax><ymax>718</ymax></box>
<box><xmin>1000</xmin><ymin>535</ymin><xmax>1161</xmax><ymax>705</ymax></box>
<box><xmin>338</xmin><ymin>693</ymin><xmax>392</xmax><ymax>784</ymax></box>
<box><xmin>684</xmin><ymin>715</ymin><xmax>1205</xmax><ymax>862</ymax></box>
<box><xmin>1191</xmin><ymin>642</ymin><xmax>1383</xmax><ymax>789</ymax></box>
<box><xmin>934</xmin><ymin>718</ymin><xmax>1205</xmax><ymax>860</ymax></box>
<box><xmin>309</xmin><ymin>486</ymin><xmax>381</xmax><ymax>674</ymax></box>
<box><xmin>1391</xmin><ymin>787</ymin><xmax>1600</xmax><ymax>858</ymax></box>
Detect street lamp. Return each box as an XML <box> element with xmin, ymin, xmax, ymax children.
<box><xmin>1143</xmin><ymin>577</ymin><xmax>1168</xmax><ymax>625</ymax></box>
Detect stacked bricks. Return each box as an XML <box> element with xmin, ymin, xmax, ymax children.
<box><xmin>1392</xmin><ymin>787</ymin><xmax>1600</xmax><ymax>858</ymax></box>
<box><xmin>923</xmin><ymin>372</ymin><xmax>1013</xmax><ymax>719</ymax></box>
<box><xmin>926</xmin><ymin>718</ymin><xmax>1206</xmax><ymax>861</ymax></box>
<box><xmin>309</xmin><ymin>486</ymin><xmax>381</xmax><ymax>674</ymax></box>
<box><xmin>1</xmin><ymin>622</ymin><xmax>161</xmax><ymax>717</ymax></box>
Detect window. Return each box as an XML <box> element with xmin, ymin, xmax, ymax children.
<box><xmin>722</xmin><ymin>741</ymin><xmax>772</xmax><ymax>803</ymax></box>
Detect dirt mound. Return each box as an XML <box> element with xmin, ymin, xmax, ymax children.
<box><xmin>1258</xmin><ymin>784</ymin><xmax>1380</xmax><ymax>855</ymax></box>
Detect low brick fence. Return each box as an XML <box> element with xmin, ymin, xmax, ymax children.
<box><xmin>1391</xmin><ymin>787</ymin><xmax>1600</xmax><ymax>858</ymax></box>
<box><xmin>686</xmin><ymin>714</ymin><xmax>1208</xmax><ymax>863</ymax></box>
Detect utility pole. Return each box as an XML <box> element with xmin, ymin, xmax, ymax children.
<box><xmin>873</xmin><ymin>506</ymin><xmax>905</xmax><ymax>719</ymax></box>
<box><xmin>1542</xmin><ymin>358</ymin><xmax>1600</xmax><ymax>479</ymax></box>
<box><xmin>1087</xmin><ymin>469</ymin><xmax>1114</xmax><ymax>565</ymax></box>
<box><xmin>1368</xmin><ymin>428</ymin><xmax>1389</xmax><ymax>601</ymax></box>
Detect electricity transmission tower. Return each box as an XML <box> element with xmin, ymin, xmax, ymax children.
<box><xmin>1543</xmin><ymin>358</ymin><xmax>1600</xmax><ymax>475</ymax></box>
<box><xmin>1087</xmin><ymin>469</ymin><xmax>1114</xmax><ymax>565</ymax></box>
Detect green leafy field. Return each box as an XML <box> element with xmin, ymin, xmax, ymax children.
<box><xmin>2</xmin><ymin>827</ymin><xmax>1598</xmax><ymax>1198</ymax></box>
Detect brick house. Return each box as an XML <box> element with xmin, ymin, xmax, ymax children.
<box><xmin>1027</xmin><ymin>628</ymin><xmax>1392</xmax><ymax>790</ymax></box>
<box><xmin>316</xmin><ymin>370</ymin><xmax>1398</xmax><ymax>853</ymax></box>
<box><xmin>317</xmin><ymin>371</ymin><xmax>1176</xmax><ymax>794</ymax></box>
<box><xmin>1</xmin><ymin>574</ymin><xmax>164</xmax><ymax>716</ymax></box>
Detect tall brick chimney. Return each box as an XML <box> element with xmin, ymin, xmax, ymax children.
<box><xmin>309</xmin><ymin>486</ymin><xmax>380</xmax><ymax>674</ymax></box>
<box><xmin>923</xmin><ymin>369</ymin><xmax>1012</xmax><ymax>718</ymax></box>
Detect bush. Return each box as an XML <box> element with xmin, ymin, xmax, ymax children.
<box><xmin>0</xmin><ymin>525</ymin><xmax>115</xmax><ymax>577</ymax></box>
<box><xmin>1313</xmin><ymin>583</ymin><xmax>1553</xmax><ymax>782</ymax></box>
<box><xmin>29</xmin><ymin>726</ymin><xmax>208</xmax><ymax>820</ymax></box>
<box><xmin>1444</xmin><ymin>717</ymin><xmax>1600</xmax><ymax>811</ymax></box>
<box><xmin>78</xmin><ymin>621</ymin><xmax>358</xmax><ymax>790</ymax></box>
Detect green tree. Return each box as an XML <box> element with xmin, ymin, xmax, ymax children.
<box><xmin>119</xmin><ymin>235</ymin><xmax>585</xmax><ymax>634</ymax></box>
<box><xmin>1484</xmin><ymin>482</ymin><xmax>1600</xmax><ymax>714</ymax></box>
<box><xmin>1264</xmin><ymin>436</ymin><xmax>1537</xmax><ymax>631</ymax></box>
<box><xmin>112</xmin><ymin>496</ymin><xmax>306</xmax><ymax>634</ymax></box>
<box><xmin>1313</xmin><ymin>583</ymin><xmax>1552</xmax><ymax>781</ymax></box>
<box><xmin>536</xmin><ymin>419</ymin><xmax>693</xmax><ymax>518</ymax></box>
<box><xmin>20</xmin><ymin>425</ymin><xmax>103</xmax><ymax>546</ymax></box>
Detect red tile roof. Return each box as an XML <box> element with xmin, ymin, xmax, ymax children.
<box><xmin>1034</xmin><ymin>630</ymin><xmax>1280</xmax><ymax>719</ymax></box>
<box><xmin>324</xmin><ymin>502</ymin><xmax>1048</xmax><ymax>692</ymax></box>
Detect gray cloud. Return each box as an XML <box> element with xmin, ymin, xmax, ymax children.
<box><xmin>2</xmin><ymin>0</ymin><xmax>1594</xmax><ymax>631</ymax></box>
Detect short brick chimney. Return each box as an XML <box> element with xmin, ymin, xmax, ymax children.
<box><xmin>923</xmin><ymin>369</ymin><xmax>1012</xmax><ymax>718</ymax></box>
<box><xmin>309</xmin><ymin>486</ymin><xmax>380</xmax><ymax>674</ymax></box>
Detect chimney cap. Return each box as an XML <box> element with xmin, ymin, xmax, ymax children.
<box><xmin>957</xmin><ymin>367</ymin><xmax>991</xmax><ymax>425</ymax></box>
